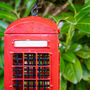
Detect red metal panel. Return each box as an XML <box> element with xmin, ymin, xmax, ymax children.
<box><xmin>4</xmin><ymin>16</ymin><xmax>60</xmax><ymax>90</ymax></box>
<box><xmin>4</xmin><ymin>36</ymin><xmax>13</xmax><ymax>90</ymax></box>
<box><xmin>23</xmin><ymin>53</ymin><xmax>24</xmax><ymax>90</ymax></box>
<box><xmin>36</xmin><ymin>53</ymin><xmax>38</xmax><ymax>90</ymax></box>
<box><xmin>7</xmin><ymin>16</ymin><xmax>57</xmax><ymax>30</ymax></box>
<box><xmin>5</xmin><ymin>16</ymin><xmax>58</xmax><ymax>34</ymax></box>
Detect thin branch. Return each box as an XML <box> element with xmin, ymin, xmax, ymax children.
<box><xmin>42</xmin><ymin>3</ymin><xmax>54</xmax><ymax>16</ymax></box>
<box><xmin>52</xmin><ymin>2</ymin><xmax>69</xmax><ymax>16</ymax></box>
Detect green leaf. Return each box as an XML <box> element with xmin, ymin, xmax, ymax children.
<box><xmin>87</xmin><ymin>33</ymin><xmax>90</xmax><ymax>38</ymax></box>
<box><xmin>75</xmin><ymin>17</ymin><xmax>90</xmax><ymax>34</ymax></box>
<box><xmin>0</xmin><ymin>11</ymin><xmax>18</xmax><ymax>22</ymax></box>
<box><xmin>60</xmin><ymin>12</ymin><xmax>75</xmax><ymax>24</ymax></box>
<box><xmin>76</xmin><ymin>81</ymin><xmax>88</xmax><ymax>90</ymax></box>
<box><xmin>0</xmin><ymin>40</ymin><xmax>4</xmax><ymax>68</ymax></box>
<box><xmin>69</xmin><ymin>43</ymin><xmax>82</xmax><ymax>52</ymax></box>
<box><xmin>69</xmin><ymin>85</ymin><xmax>75</xmax><ymax>90</ymax></box>
<box><xmin>82</xmin><ymin>65</ymin><xmax>90</xmax><ymax>81</ymax></box>
<box><xmin>73</xmin><ymin>57</ymin><xmax>83</xmax><ymax>83</ymax></box>
<box><xmin>15</xmin><ymin>0</ymin><xmax>21</xmax><ymax>9</ymax></box>
<box><xmin>0</xmin><ymin>26</ymin><xmax>5</xmax><ymax>32</ymax></box>
<box><xmin>72</xmin><ymin>30</ymin><xmax>86</xmax><ymax>42</ymax></box>
<box><xmin>65</xmin><ymin>24</ymin><xmax>75</xmax><ymax>51</ymax></box>
<box><xmin>0</xmin><ymin>68</ymin><xmax>4</xmax><ymax>77</ymax></box>
<box><xmin>0</xmin><ymin>1</ymin><xmax>14</xmax><ymax>12</ymax></box>
<box><xmin>0</xmin><ymin>21</ymin><xmax>8</xmax><ymax>37</ymax></box>
<box><xmin>63</xmin><ymin>57</ymin><xmax>82</xmax><ymax>84</ymax></box>
<box><xmin>75</xmin><ymin>2</ymin><xmax>90</xmax><ymax>22</ymax></box>
<box><xmin>60</xmin><ymin>56</ymin><xmax>65</xmax><ymax>75</ymax></box>
<box><xmin>50</xmin><ymin>16</ymin><xmax>60</xmax><ymax>23</ymax></box>
<box><xmin>0</xmin><ymin>40</ymin><xmax>4</xmax><ymax>54</ymax></box>
<box><xmin>51</xmin><ymin>12</ymin><xmax>74</xmax><ymax>23</ymax></box>
<box><xmin>0</xmin><ymin>69</ymin><xmax>4</xmax><ymax>89</ymax></box>
<box><xmin>60</xmin><ymin>78</ymin><xmax>67</xmax><ymax>90</ymax></box>
<box><xmin>63</xmin><ymin>52</ymin><xmax>76</xmax><ymax>63</ymax></box>
<box><xmin>0</xmin><ymin>54</ymin><xmax>4</xmax><ymax>69</ymax></box>
<box><xmin>60</xmin><ymin>22</ymin><xmax>70</xmax><ymax>34</ymax></box>
<box><xmin>84</xmin><ymin>59</ymin><xmax>90</xmax><ymax>70</ymax></box>
<box><xmin>23</xmin><ymin>0</ymin><xmax>36</xmax><ymax>17</ymax></box>
<box><xmin>82</xmin><ymin>44</ymin><xmax>90</xmax><ymax>51</ymax></box>
<box><xmin>0</xmin><ymin>26</ymin><xmax>5</xmax><ymax>37</ymax></box>
<box><xmin>76</xmin><ymin>50</ymin><xmax>90</xmax><ymax>59</ymax></box>
<box><xmin>19</xmin><ymin>0</ymin><xmax>28</xmax><ymax>15</ymax></box>
<box><xmin>43</xmin><ymin>14</ymin><xmax>51</xmax><ymax>19</ymax></box>
<box><xmin>68</xmin><ymin>0</ymin><xmax>77</xmax><ymax>15</ymax></box>
<box><xmin>0</xmin><ymin>76</ymin><xmax>4</xmax><ymax>89</ymax></box>
<box><xmin>59</xmin><ymin>42</ymin><xmax>66</xmax><ymax>53</ymax></box>
<box><xmin>0</xmin><ymin>33</ymin><xmax>4</xmax><ymax>37</ymax></box>
<box><xmin>0</xmin><ymin>21</ymin><xmax>8</xmax><ymax>29</ymax></box>
<box><xmin>63</xmin><ymin>62</ymin><xmax>78</xmax><ymax>84</ymax></box>
<box><xmin>68</xmin><ymin>3</ymin><xmax>82</xmax><ymax>12</ymax></box>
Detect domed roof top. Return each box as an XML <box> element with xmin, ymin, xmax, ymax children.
<box><xmin>5</xmin><ymin>16</ymin><xmax>58</xmax><ymax>34</ymax></box>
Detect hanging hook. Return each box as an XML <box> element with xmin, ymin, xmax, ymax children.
<box><xmin>31</xmin><ymin>0</ymin><xmax>38</xmax><ymax>16</ymax></box>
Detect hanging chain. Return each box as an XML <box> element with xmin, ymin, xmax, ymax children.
<box><xmin>31</xmin><ymin>0</ymin><xmax>38</xmax><ymax>16</ymax></box>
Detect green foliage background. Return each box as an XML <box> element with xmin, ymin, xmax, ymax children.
<box><xmin>0</xmin><ymin>0</ymin><xmax>90</xmax><ymax>90</ymax></box>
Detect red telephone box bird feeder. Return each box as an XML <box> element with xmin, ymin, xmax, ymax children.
<box><xmin>4</xmin><ymin>16</ymin><xmax>60</xmax><ymax>90</ymax></box>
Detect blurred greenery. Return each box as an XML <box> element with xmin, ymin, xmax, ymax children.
<box><xmin>0</xmin><ymin>0</ymin><xmax>90</xmax><ymax>90</ymax></box>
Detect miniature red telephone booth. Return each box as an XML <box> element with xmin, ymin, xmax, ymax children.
<box><xmin>4</xmin><ymin>16</ymin><xmax>60</xmax><ymax>90</ymax></box>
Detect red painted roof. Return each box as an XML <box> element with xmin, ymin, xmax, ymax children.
<box><xmin>5</xmin><ymin>16</ymin><xmax>58</xmax><ymax>34</ymax></box>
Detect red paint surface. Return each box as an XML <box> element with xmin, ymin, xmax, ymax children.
<box><xmin>4</xmin><ymin>16</ymin><xmax>60</xmax><ymax>90</ymax></box>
